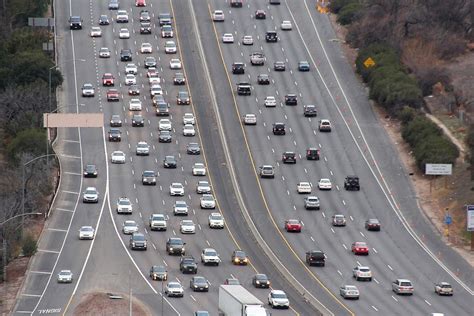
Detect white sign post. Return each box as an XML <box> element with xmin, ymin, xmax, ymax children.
<box><xmin>425</xmin><ymin>164</ymin><xmax>453</xmax><ymax>175</ymax></box>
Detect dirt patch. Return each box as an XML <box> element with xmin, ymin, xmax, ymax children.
<box><xmin>73</xmin><ymin>292</ymin><xmax>151</xmax><ymax>316</ymax></box>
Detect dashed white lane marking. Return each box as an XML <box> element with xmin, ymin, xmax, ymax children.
<box><xmin>56</xmin><ymin>208</ymin><xmax>74</xmax><ymax>213</ymax></box>
<box><xmin>62</xmin><ymin>190</ymin><xmax>79</xmax><ymax>195</ymax></box>
<box><xmin>391</xmin><ymin>295</ymin><xmax>398</xmax><ymax>302</ymax></box>
<box><xmin>30</xmin><ymin>271</ymin><xmax>52</xmax><ymax>275</ymax></box>
<box><xmin>47</xmin><ymin>228</ymin><xmax>68</xmax><ymax>232</ymax></box>
<box><xmin>424</xmin><ymin>300</ymin><xmax>431</xmax><ymax>306</ymax></box>
<box><xmin>387</xmin><ymin>264</ymin><xmax>393</xmax><ymax>271</ymax></box>
<box><xmin>371</xmin><ymin>305</ymin><xmax>378</xmax><ymax>312</ymax></box>
<box><xmin>342</xmin><ymin>244</ymin><xmax>347</xmax><ymax>250</ymax></box>
<box><xmin>37</xmin><ymin>249</ymin><xmax>60</xmax><ymax>254</ymax></box>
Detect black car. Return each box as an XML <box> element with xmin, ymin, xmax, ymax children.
<box><xmin>265</xmin><ymin>31</ymin><xmax>278</xmax><ymax>42</ymax></box>
<box><xmin>140</xmin><ymin>21</ymin><xmax>152</xmax><ymax>34</ymax></box>
<box><xmin>255</xmin><ymin>10</ymin><xmax>266</xmax><ymax>19</ymax></box>
<box><xmin>83</xmin><ymin>164</ymin><xmax>98</xmax><ymax>178</ymax></box>
<box><xmin>237</xmin><ymin>82</ymin><xmax>252</xmax><ymax>95</ymax></box>
<box><xmin>130</xmin><ymin>233</ymin><xmax>147</xmax><ymax>250</ymax></box>
<box><xmin>132</xmin><ymin>114</ymin><xmax>144</xmax><ymax>127</ymax></box>
<box><xmin>156</xmin><ymin>103</ymin><xmax>170</xmax><ymax>116</ymax></box>
<box><xmin>69</xmin><ymin>16</ymin><xmax>82</xmax><ymax>29</ymax></box>
<box><xmin>344</xmin><ymin>175</ymin><xmax>360</xmax><ymax>191</ymax></box>
<box><xmin>110</xmin><ymin>115</ymin><xmax>122</xmax><ymax>127</ymax></box>
<box><xmin>231</xmin><ymin>250</ymin><xmax>248</xmax><ymax>265</ymax></box>
<box><xmin>304</xmin><ymin>104</ymin><xmax>318</xmax><ymax>117</ymax></box>
<box><xmin>272</xmin><ymin>123</ymin><xmax>286</xmax><ymax>135</ymax></box>
<box><xmin>173</xmin><ymin>72</ymin><xmax>186</xmax><ymax>85</ymax></box>
<box><xmin>257</xmin><ymin>74</ymin><xmax>270</xmax><ymax>85</ymax></box>
<box><xmin>306</xmin><ymin>250</ymin><xmax>325</xmax><ymax>266</ymax></box>
<box><xmin>150</xmin><ymin>265</ymin><xmax>167</xmax><ymax>281</ymax></box>
<box><xmin>128</xmin><ymin>85</ymin><xmax>140</xmax><ymax>96</ymax></box>
<box><xmin>177</xmin><ymin>91</ymin><xmax>190</xmax><ymax>105</ymax></box>
<box><xmin>187</xmin><ymin>142</ymin><xmax>201</xmax><ymax>155</ymax></box>
<box><xmin>99</xmin><ymin>15</ymin><xmax>110</xmax><ymax>25</ymax></box>
<box><xmin>144</xmin><ymin>56</ymin><xmax>157</xmax><ymax>68</ymax></box>
<box><xmin>166</xmin><ymin>237</ymin><xmax>185</xmax><ymax>255</ymax></box>
<box><xmin>230</xmin><ymin>0</ymin><xmax>243</xmax><ymax>7</ymax></box>
<box><xmin>365</xmin><ymin>219</ymin><xmax>381</xmax><ymax>231</ymax></box>
<box><xmin>282</xmin><ymin>152</ymin><xmax>296</xmax><ymax>163</ymax></box>
<box><xmin>152</xmin><ymin>94</ymin><xmax>165</xmax><ymax>106</ymax></box>
<box><xmin>139</xmin><ymin>10</ymin><xmax>151</xmax><ymax>22</ymax></box>
<box><xmin>252</xmin><ymin>274</ymin><xmax>270</xmax><ymax>288</ymax></box>
<box><xmin>285</xmin><ymin>94</ymin><xmax>297</xmax><ymax>105</ymax></box>
<box><xmin>274</xmin><ymin>61</ymin><xmax>286</xmax><ymax>71</ymax></box>
<box><xmin>120</xmin><ymin>49</ymin><xmax>132</xmax><ymax>61</ymax></box>
<box><xmin>232</xmin><ymin>62</ymin><xmax>245</xmax><ymax>74</ymax></box>
<box><xmin>180</xmin><ymin>256</ymin><xmax>198</xmax><ymax>274</ymax></box>
<box><xmin>163</xmin><ymin>155</ymin><xmax>177</xmax><ymax>168</ymax></box>
<box><xmin>190</xmin><ymin>276</ymin><xmax>209</xmax><ymax>292</ymax></box>
<box><xmin>306</xmin><ymin>148</ymin><xmax>320</xmax><ymax>160</ymax></box>
<box><xmin>142</xmin><ymin>170</ymin><xmax>157</xmax><ymax>185</ymax></box>
<box><xmin>298</xmin><ymin>61</ymin><xmax>310</xmax><ymax>71</ymax></box>
<box><xmin>159</xmin><ymin>130</ymin><xmax>172</xmax><ymax>143</ymax></box>
<box><xmin>108</xmin><ymin>128</ymin><xmax>121</xmax><ymax>142</ymax></box>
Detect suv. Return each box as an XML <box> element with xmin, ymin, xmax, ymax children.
<box><xmin>161</xmin><ymin>25</ymin><xmax>173</xmax><ymax>38</ymax></box>
<box><xmin>129</xmin><ymin>233</ymin><xmax>147</xmax><ymax>250</ymax></box>
<box><xmin>265</xmin><ymin>31</ymin><xmax>278</xmax><ymax>42</ymax></box>
<box><xmin>257</xmin><ymin>74</ymin><xmax>270</xmax><ymax>85</ymax></box>
<box><xmin>306</xmin><ymin>148</ymin><xmax>320</xmax><ymax>160</ymax></box>
<box><xmin>250</xmin><ymin>52</ymin><xmax>265</xmax><ymax>65</ymax></box>
<box><xmin>156</xmin><ymin>102</ymin><xmax>170</xmax><ymax>116</ymax></box>
<box><xmin>166</xmin><ymin>237</ymin><xmax>185</xmax><ymax>255</ymax></box>
<box><xmin>108</xmin><ymin>128</ymin><xmax>121</xmax><ymax>141</ymax></box>
<box><xmin>392</xmin><ymin>279</ymin><xmax>414</xmax><ymax>295</ymax></box>
<box><xmin>102</xmin><ymin>73</ymin><xmax>114</xmax><ymax>86</ymax></box>
<box><xmin>142</xmin><ymin>170</ymin><xmax>157</xmax><ymax>185</ymax></box>
<box><xmin>259</xmin><ymin>165</ymin><xmax>275</xmax><ymax>178</ymax></box>
<box><xmin>158</xmin><ymin>13</ymin><xmax>172</xmax><ymax>25</ymax></box>
<box><xmin>304</xmin><ymin>105</ymin><xmax>318</xmax><ymax>117</ymax></box>
<box><xmin>237</xmin><ymin>82</ymin><xmax>251</xmax><ymax>95</ymax></box>
<box><xmin>149</xmin><ymin>214</ymin><xmax>167</xmax><ymax>231</ymax></box>
<box><xmin>272</xmin><ymin>123</ymin><xmax>286</xmax><ymax>135</ymax></box>
<box><xmin>282</xmin><ymin>152</ymin><xmax>296</xmax><ymax>164</ymax></box>
<box><xmin>285</xmin><ymin>94</ymin><xmax>297</xmax><ymax>105</ymax></box>
<box><xmin>174</xmin><ymin>73</ymin><xmax>186</xmax><ymax>85</ymax></box>
<box><xmin>180</xmin><ymin>256</ymin><xmax>198</xmax><ymax>274</ymax></box>
<box><xmin>344</xmin><ymin>176</ymin><xmax>360</xmax><ymax>191</ymax></box>
<box><xmin>116</xmin><ymin>197</ymin><xmax>132</xmax><ymax>214</ymax></box>
<box><xmin>120</xmin><ymin>49</ymin><xmax>132</xmax><ymax>61</ymax></box>
<box><xmin>69</xmin><ymin>16</ymin><xmax>82</xmax><ymax>29</ymax></box>
<box><xmin>140</xmin><ymin>21</ymin><xmax>151</xmax><ymax>34</ymax></box>
<box><xmin>232</xmin><ymin>62</ymin><xmax>245</xmax><ymax>74</ymax></box>
<box><xmin>304</xmin><ymin>196</ymin><xmax>320</xmax><ymax>210</ymax></box>
<box><xmin>306</xmin><ymin>250</ymin><xmax>325</xmax><ymax>266</ymax></box>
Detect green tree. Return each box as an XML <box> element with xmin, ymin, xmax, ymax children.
<box><xmin>402</xmin><ymin>116</ymin><xmax>441</xmax><ymax>147</ymax></box>
<box><xmin>22</xmin><ymin>233</ymin><xmax>37</xmax><ymax>257</ymax></box>
<box><xmin>330</xmin><ymin>0</ymin><xmax>358</xmax><ymax>14</ymax></box>
<box><xmin>6</xmin><ymin>128</ymin><xmax>47</xmax><ymax>163</ymax></box>
<box><xmin>337</xmin><ymin>3</ymin><xmax>363</xmax><ymax>25</ymax></box>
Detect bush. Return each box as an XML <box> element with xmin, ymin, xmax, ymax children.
<box><xmin>402</xmin><ymin>116</ymin><xmax>441</xmax><ymax>147</ymax></box>
<box><xmin>22</xmin><ymin>234</ymin><xmax>37</xmax><ymax>257</ymax></box>
<box><xmin>329</xmin><ymin>0</ymin><xmax>358</xmax><ymax>14</ymax></box>
<box><xmin>6</xmin><ymin>128</ymin><xmax>47</xmax><ymax>163</ymax></box>
<box><xmin>337</xmin><ymin>3</ymin><xmax>363</xmax><ymax>25</ymax></box>
<box><xmin>397</xmin><ymin>106</ymin><xmax>417</xmax><ymax>124</ymax></box>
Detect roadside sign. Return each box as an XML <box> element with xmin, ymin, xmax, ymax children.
<box><xmin>444</xmin><ymin>215</ymin><xmax>452</xmax><ymax>225</ymax></box>
<box><xmin>425</xmin><ymin>163</ymin><xmax>452</xmax><ymax>175</ymax></box>
<box><xmin>467</xmin><ymin>205</ymin><xmax>474</xmax><ymax>231</ymax></box>
<box><xmin>363</xmin><ymin>57</ymin><xmax>375</xmax><ymax>68</ymax></box>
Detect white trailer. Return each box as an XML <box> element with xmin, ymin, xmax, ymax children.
<box><xmin>218</xmin><ymin>285</ymin><xmax>268</xmax><ymax>316</ymax></box>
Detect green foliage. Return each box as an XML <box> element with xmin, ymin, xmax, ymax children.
<box><xmin>397</xmin><ymin>106</ymin><xmax>417</xmax><ymax>125</ymax></box>
<box><xmin>6</xmin><ymin>129</ymin><xmax>47</xmax><ymax>163</ymax></box>
<box><xmin>5</xmin><ymin>28</ymin><xmax>50</xmax><ymax>55</ymax></box>
<box><xmin>337</xmin><ymin>3</ymin><xmax>363</xmax><ymax>25</ymax></box>
<box><xmin>402</xmin><ymin>116</ymin><xmax>441</xmax><ymax>147</ymax></box>
<box><xmin>329</xmin><ymin>0</ymin><xmax>358</xmax><ymax>14</ymax></box>
<box><xmin>8</xmin><ymin>0</ymin><xmax>49</xmax><ymax>27</ymax></box>
<box><xmin>355</xmin><ymin>43</ymin><xmax>400</xmax><ymax>81</ymax></box>
<box><xmin>22</xmin><ymin>233</ymin><xmax>37</xmax><ymax>257</ymax></box>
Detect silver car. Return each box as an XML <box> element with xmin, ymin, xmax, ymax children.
<box><xmin>82</xmin><ymin>187</ymin><xmax>99</xmax><ymax>203</ymax></box>
<box><xmin>57</xmin><ymin>270</ymin><xmax>73</xmax><ymax>283</ymax></box>
<box><xmin>340</xmin><ymin>285</ymin><xmax>359</xmax><ymax>299</ymax></box>
<box><xmin>122</xmin><ymin>220</ymin><xmax>138</xmax><ymax>234</ymax></box>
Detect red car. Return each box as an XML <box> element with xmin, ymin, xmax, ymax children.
<box><xmin>285</xmin><ymin>219</ymin><xmax>302</xmax><ymax>232</ymax></box>
<box><xmin>135</xmin><ymin>0</ymin><xmax>146</xmax><ymax>6</ymax></box>
<box><xmin>106</xmin><ymin>89</ymin><xmax>120</xmax><ymax>101</ymax></box>
<box><xmin>102</xmin><ymin>73</ymin><xmax>114</xmax><ymax>86</ymax></box>
<box><xmin>351</xmin><ymin>242</ymin><xmax>369</xmax><ymax>255</ymax></box>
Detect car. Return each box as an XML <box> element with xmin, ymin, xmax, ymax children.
<box><xmin>272</xmin><ymin>123</ymin><xmax>285</xmax><ymax>135</ymax></box>
<box><xmin>353</xmin><ymin>266</ymin><xmax>372</xmax><ymax>281</ymax></box>
<box><xmin>154</xmin><ymin>97</ymin><xmax>170</xmax><ymax>114</ymax></box>
<box><xmin>140</xmin><ymin>42</ymin><xmax>152</xmax><ymax>53</ymax></box>
<box><xmin>139</xmin><ymin>10</ymin><xmax>151</xmax><ymax>22</ymax></box>
<box><xmin>197</xmin><ymin>181</ymin><xmax>212</xmax><ymax>194</ymax></box>
<box><xmin>150</xmin><ymin>265</ymin><xmax>167</xmax><ymax>281</ymax></box>
<box><xmin>281</xmin><ymin>20</ymin><xmax>292</xmax><ymax>30</ymax></box>
<box><xmin>122</xmin><ymin>220</ymin><xmax>138</xmax><ymax>234</ymax></box>
<box><xmin>266</xmin><ymin>31</ymin><xmax>278</xmax><ymax>42</ymax></box>
<box><xmin>306</xmin><ymin>250</ymin><xmax>325</xmax><ymax>266</ymax></box>
<box><xmin>90</xmin><ymin>26</ymin><xmax>102</xmax><ymax>37</ymax></box>
<box><xmin>79</xmin><ymin>226</ymin><xmax>95</xmax><ymax>240</ymax></box>
<box><xmin>69</xmin><ymin>16</ymin><xmax>82</xmax><ymax>29</ymax></box>
<box><xmin>264</xmin><ymin>96</ymin><xmax>277</xmax><ymax>107</ymax></box>
<box><xmin>180</xmin><ymin>220</ymin><xmax>196</xmax><ymax>234</ymax></box>
<box><xmin>259</xmin><ymin>165</ymin><xmax>275</xmax><ymax>178</ymax></box>
<box><xmin>106</xmin><ymin>89</ymin><xmax>120</xmax><ymax>101</ymax></box>
<box><xmin>243</xmin><ymin>114</ymin><xmax>257</xmax><ymax>125</ymax></box>
<box><xmin>125</xmin><ymin>73</ymin><xmax>136</xmax><ymax>85</ymax></box>
<box><xmin>57</xmin><ymin>270</ymin><xmax>73</xmax><ymax>283</ymax></box>
<box><xmin>174</xmin><ymin>73</ymin><xmax>186</xmax><ymax>85</ymax></box>
<box><xmin>108</xmin><ymin>0</ymin><xmax>119</xmax><ymax>9</ymax></box>
<box><xmin>255</xmin><ymin>10</ymin><xmax>266</xmax><ymax>19</ymax></box>
<box><xmin>332</xmin><ymin>214</ymin><xmax>346</xmax><ymax>227</ymax></box>
<box><xmin>183</xmin><ymin>113</ymin><xmax>195</xmax><ymax>125</ymax></box>
<box><xmin>230</xmin><ymin>0</ymin><xmax>243</xmax><ymax>7</ymax></box>
<box><xmin>201</xmin><ymin>248</ymin><xmax>220</xmax><ymax>265</ymax></box>
<box><xmin>159</xmin><ymin>119</ymin><xmax>172</xmax><ymax>131</ymax></box>
<box><xmin>129</xmin><ymin>98</ymin><xmax>142</xmax><ymax>111</ymax></box>
<box><xmin>304</xmin><ymin>196</ymin><xmax>320</xmax><ymax>210</ymax></box>
<box><xmin>304</xmin><ymin>105</ymin><xmax>318</xmax><ymax>117</ymax></box>
<box><xmin>83</xmin><ymin>164</ymin><xmax>98</xmax><ymax>177</ymax></box>
<box><xmin>161</xmin><ymin>24</ymin><xmax>174</xmax><ymax>38</ymax></box>
<box><xmin>274</xmin><ymin>61</ymin><xmax>286</xmax><ymax>71</ymax></box>
<box><xmin>190</xmin><ymin>276</ymin><xmax>209</xmax><ymax>292</ymax></box>
<box><xmin>119</xmin><ymin>28</ymin><xmax>130</xmax><ymax>38</ymax></box>
<box><xmin>150</xmin><ymin>84</ymin><xmax>163</xmax><ymax>96</ymax></box>
<box><xmin>242</xmin><ymin>35</ymin><xmax>254</xmax><ymax>45</ymax></box>
<box><xmin>212</xmin><ymin>10</ymin><xmax>225</xmax><ymax>22</ymax></box>
<box><xmin>130</xmin><ymin>232</ymin><xmax>147</xmax><ymax>250</ymax></box>
<box><xmin>140</xmin><ymin>21</ymin><xmax>151</xmax><ymax>34</ymax></box>
<box><xmin>340</xmin><ymin>285</ymin><xmax>359</xmax><ymax>299</ymax></box>
<box><xmin>252</xmin><ymin>274</ymin><xmax>270</xmax><ymax>288</ymax></box>
<box><xmin>434</xmin><ymin>282</ymin><xmax>453</xmax><ymax>296</ymax></box>
<box><xmin>257</xmin><ymin>74</ymin><xmax>270</xmax><ymax>85</ymax></box>
<box><xmin>392</xmin><ymin>279</ymin><xmax>414</xmax><ymax>295</ymax></box>
<box><xmin>365</xmin><ymin>218</ymin><xmax>381</xmax><ymax>231</ymax></box>
<box><xmin>163</xmin><ymin>155</ymin><xmax>177</xmax><ymax>168</ymax></box>
<box><xmin>159</xmin><ymin>130</ymin><xmax>172</xmax><ymax>143</ymax></box>
<box><xmin>298</xmin><ymin>61</ymin><xmax>310</xmax><ymax>71</ymax></box>
<box><xmin>282</xmin><ymin>151</ymin><xmax>296</xmax><ymax>163</ymax></box>
<box><xmin>102</xmin><ymin>73</ymin><xmax>114</xmax><ymax>86</ymax></box>
<box><xmin>149</xmin><ymin>214</ymin><xmax>167</xmax><ymax>231</ymax></box>
<box><xmin>165</xmin><ymin>41</ymin><xmax>177</xmax><ymax>54</ymax></box>
<box><xmin>170</xmin><ymin>58</ymin><xmax>182</xmax><ymax>69</ymax></box>
<box><xmin>116</xmin><ymin>197</ymin><xmax>132</xmax><ymax>214</ymax></box>
<box><xmin>165</xmin><ymin>282</ymin><xmax>184</xmax><ymax>297</ymax></box>
<box><xmin>351</xmin><ymin>242</ymin><xmax>369</xmax><ymax>255</ymax></box>
<box><xmin>148</xmin><ymin>67</ymin><xmax>159</xmax><ymax>78</ymax></box>
<box><xmin>128</xmin><ymin>84</ymin><xmax>140</xmax><ymax>96</ymax></box>
<box><xmin>200</xmin><ymin>194</ymin><xmax>216</xmax><ymax>209</ymax></box>
<box><xmin>170</xmin><ymin>183</ymin><xmax>185</xmax><ymax>196</ymax></box>
<box><xmin>125</xmin><ymin>63</ymin><xmax>137</xmax><ymax>73</ymax></box>
<box><xmin>82</xmin><ymin>187</ymin><xmax>99</xmax><ymax>203</ymax></box>
<box><xmin>144</xmin><ymin>56</ymin><xmax>157</xmax><ymax>68</ymax></box>
<box><xmin>116</xmin><ymin>10</ymin><xmax>129</xmax><ymax>22</ymax></box>
<box><xmin>222</xmin><ymin>33</ymin><xmax>234</xmax><ymax>43</ymax></box>
<box><xmin>192</xmin><ymin>163</ymin><xmax>206</xmax><ymax>176</ymax></box>
<box><xmin>208</xmin><ymin>212</ymin><xmax>224</xmax><ymax>228</ymax></box>
<box><xmin>173</xmin><ymin>201</ymin><xmax>189</xmax><ymax>216</ymax></box>
<box><xmin>110</xmin><ymin>115</ymin><xmax>122</xmax><ymax>127</ymax></box>
<box><xmin>111</xmin><ymin>150</ymin><xmax>126</xmax><ymax>164</ymax></box>
<box><xmin>166</xmin><ymin>237</ymin><xmax>185</xmax><ymax>255</ymax></box>
<box><xmin>269</xmin><ymin>0</ymin><xmax>281</xmax><ymax>3</ymax></box>
<box><xmin>237</xmin><ymin>82</ymin><xmax>252</xmax><ymax>95</ymax></box>
<box><xmin>319</xmin><ymin>119</ymin><xmax>332</xmax><ymax>132</ymax></box>
<box><xmin>81</xmin><ymin>83</ymin><xmax>95</xmax><ymax>97</ymax></box>
<box><xmin>177</xmin><ymin>91</ymin><xmax>190</xmax><ymax>105</ymax></box>
<box><xmin>158</xmin><ymin>12</ymin><xmax>172</xmax><ymax>25</ymax></box>
<box><xmin>285</xmin><ymin>219</ymin><xmax>302</xmax><ymax>232</ymax></box>
<box><xmin>153</xmin><ymin>94</ymin><xmax>166</xmax><ymax>108</ymax></box>
<box><xmin>232</xmin><ymin>62</ymin><xmax>245</xmax><ymax>74</ymax></box>
<box><xmin>187</xmin><ymin>142</ymin><xmax>201</xmax><ymax>155</ymax></box>
<box><xmin>135</xmin><ymin>0</ymin><xmax>146</xmax><ymax>6</ymax></box>
<box><xmin>285</xmin><ymin>94</ymin><xmax>297</xmax><ymax>105</ymax></box>
<box><xmin>344</xmin><ymin>175</ymin><xmax>360</xmax><ymax>190</ymax></box>
<box><xmin>268</xmin><ymin>290</ymin><xmax>289</xmax><ymax>309</ymax></box>
<box><xmin>250</xmin><ymin>52</ymin><xmax>265</xmax><ymax>65</ymax></box>
<box><xmin>131</xmin><ymin>114</ymin><xmax>144</xmax><ymax>127</ymax></box>
<box><xmin>108</xmin><ymin>129</ymin><xmax>121</xmax><ymax>141</ymax></box>
<box><xmin>297</xmin><ymin>182</ymin><xmax>312</xmax><ymax>194</ymax></box>
<box><xmin>232</xmin><ymin>250</ymin><xmax>248</xmax><ymax>265</ymax></box>
<box><xmin>183</xmin><ymin>124</ymin><xmax>196</xmax><ymax>136</ymax></box>
<box><xmin>224</xmin><ymin>278</ymin><xmax>240</xmax><ymax>285</ymax></box>
<box><xmin>136</xmin><ymin>142</ymin><xmax>150</xmax><ymax>156</ymax></box>
<box><xmin>99</xmin><ymin>47</ymin><xmax>111</xmax><ymax>58</ymax></box>
<box><xmin>142</xmin><ymin>170</ymin><xmax>157</xmax><ymax>185</ymax></box>
<box><xmin>318</xmin><ymin>178</ymin><xmax>332</xmax><ymax>190</ymax></box>
<box><xmin>306</xmin><ymin>147</ymin><xmax>320</xmax><ymax>160</ymax></box>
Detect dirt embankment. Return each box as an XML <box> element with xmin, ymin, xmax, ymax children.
<box><xmin>73</xmin><ymin>292</ymin><xmax>151</xmax><ymax>316</ymax></box>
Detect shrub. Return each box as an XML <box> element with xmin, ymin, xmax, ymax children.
<box><xmin>329</xmin><ymin>0</ymin><xmax>358</xmax><ymax>14</ymax></box>
<box><xmin>397</xmin><ymin>106</ymin><xmax>417</xmax><ymax>124</ymax></box>
<box><xmin>22</xmin><ymin>234</ymin><xmax>37</xmax><ymax>257</ymax></box>
<box><xmin>402</xmin><ymin>116</ymin><xmax>441</xmax><ymax>147</ymax></box>
<box><xmin>337</xmin><ymin>3</ymin><xmax>363</xmax><ymax>25</ymax></box>
<box><xmin>6</xmin><ymin>128</ymin><xmax>47</xmax><ymax>163</ymax></box>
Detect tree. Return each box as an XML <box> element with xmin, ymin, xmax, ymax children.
<box><xmin>5</xmin><ymin>128</ymin><xmax>47</xmax><ymax>163</ymax></box>
<box><xmin>337</xmin><ymin>3</ymin><xmax>363</xmax><ymax>25</ymax></box>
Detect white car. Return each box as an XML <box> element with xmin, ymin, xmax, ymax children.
<box><xmin>200</xmin><ymin>194</ymin><xmax>216</xmax><ymax>209</ymax></box>
<box><xmin>183</xmin><ymin>124</ymin><xmax>196</xmax><ymax>136</ymax></box>
<box><xmin>197</xmin><ymin>181</ymin><xmax>211</xmax><ymax>194</ymax></box>
<box><xmin>297</xmin><ymin>182</ymin><xmax>312</xmax><ymax>194</ymax></box>
<box><xmin>57</xmin><ymin>270</ymin><xmax>73</xmax><ymax>283</ymax></box>
<box><xmin>180</xmin><ymin>220</ymin><xmax>196</xmax><ymax>234</ymax></box>
<box><xmin>150</xmin><ymin>84</ymin><xmax>163</xmax><ymax>96</ymax></box>
<box><xmin>125</xmin><ymin>63</ymin><xmax>138</xmax><ymax>74</ymax></box>
<box><xmin>319</xmin><ymin>119</ymin><xmax>332</xmax><ymax>132</ymax></box>
<box><xmin>149</xmin><ymin>73</ymin><xmax>161</xmax><ymax>84</ymax></box>
<box><xmin>318</xmin><ymin>178</ymin><xmax>332</xmax><ymax>190</ymax></box>
<box><xmin>129</xmin><ymin>99</ymin><xmax>142</xmax><ymax>111</ymax></box>
<box><xmin>82</xmin><ymin>187</ymin><xmax>99</xmax><ymax>203</ymax></box>
<box><xmin>208</xmin><ymin>212</ymin><xmax>224</xmax><ymax>229</ymax></box>
<box><xmin>116</xmin><ymin>197</ymin><xmax>132</xmax><ymax>214</ymax></box>
<box><xmin>78</xmin><ymin>226</ymin><xmax>95</xmax><ymax>240</ymax></box>
<box><xmin>125</xmin><ymin>73</ymin><xmax>136</xmax><ymax>85</ymax></box>
<box><xmin>222</xmin><ymin>33</ymin><xmax>234</xmax><ymax>43</ymax></box>
<box><xmin>243</xmin><ymin>114</ymin><xmax>257</xmax><ymax>125</ymax></box>
<box><xmin>149</xmin><ymin>214</ymin><xmax>167</xmax><ymax>231</ymax></box>
<box><xmin>119</xmin><ymin>28</ymin><xmax>130</xmax><ymax>39</ymax></box>
<box><xmin>164</xmin><ymin>41</ymin><xmax>177</xmax><ymax>54</ymax></box>
<box><xmin>136</xmin><ymin>142</ymin><xmax>150</xmax><ymax>156</ymax></box>
<box><xmin>212</xmin><ymin>10</ymin><xmax>225</xmax><ymax>21</ymax></box>
<box><xmin>242</xmin><ymin>35</ymin><xmax>254</xmax><ymax>45</ymax></box>
<box><xmin>174</xmin><ymin>201</ymin><xmax>189</xmax><ymax>215</ymax></box>
<box><xmin>268</xmin><ymin>290</ymin><xmax>290</xmax><ymax>309</ymax></box>
<box><xmin>81</xmin><ymin>83</ymin><xmax>95</xmax><ymax>97</ymax></box>
<box><xmin>111</xmin><ymin>150</ymin><xmax>126</xmax><ymax>164</ymax></box>
<box><xmin>116</xmin><ymin>10</ymin><xmax>129</xmax><ymax>22</ymax></box>
<box><xmin>281</xmin><ymin>20</ymin><xmax>292</xmax><ymax>30</ymax></box>
<box><xmin>183</xmin><ymin>113</ymin><xmax>195</xmax><ymax>125</ymax></box>
<box><xmin>353</xmin><ymin>266</ymin><xmax>372</xmax><ymax>281</ymax></box>
<box><xmin>140</xmin><ymin>42</ymin><xmax>152</xmax><ymax>53</ymax></box>
<box><xmin>264</xmin><ymin>96</ymin><xmax>277</xmax><ymax>107</ymax></box>
<box><xmin>159</xmin><ymin>119</ymin><xmax>172</xmax><ymax>131</ymax></box>
<box><xmin>201</xmin><ymin>248</ymin><xmax>221</xmax><ymax>265</ymax></box>
<box><xmin>90</xmin><ymin>26</ymin><xmax>102</xmax><ymax>37</ymax></box>
<box><xmin>169</xmin><ymin>58</ymin><xmax>182</xmax><ymax>69</ymax></box>
<box><xmin>165</xmin><ymin>282</ymin><xmax>184</xmax><ymax>297</ymax></box>
<box><xmin>99</xmin><ymin>47</ymin><xmax>111</xmax><ymax>58</ymax></box>
<box><xmin>192</xmin><ymin>163</ymin><xmax>206</xmax><ymax>176</ymax></box>
<box><xmin>122</xmin><ymin>220</ymin><xmax>139</xmax><ymax>234</ymax></box>
<box><xmin>170</xmin><ymin>183</ymin><xmax>185</xmax><ymax>196</ymax></box>
<box><xmin>340</xmin><ymin>285</ymin><xmax>360</xmax><ymax>299</ymax></box>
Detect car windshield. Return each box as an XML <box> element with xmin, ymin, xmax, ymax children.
<box><xmin>235</xmin><ymin>251</ymin><xmax>245</xmax><ymax>257</ymax></box>
<box><xmin>194</xmin><ymin>277</ymin><xmax>206</xmax><ymax>283</ymax></box>
<box><xmin>205</xmin><ymin>250</ymin><xmax>217</xmax><ymax>256</ymax></box>
<box><xmin>143</xmin><ymin>171</ymin><xmax>155</xmax><ymax>177</ymax></box>
<box><xmin>81</xmin><ymin>227</ymin><xmax>93</xmax><ymax>232</ymax></box>
<box><xmin>152</xmin><ymin>215</ymin><xmax>164</xmax><ymax>220</ymax></box>
<box><xmin>359</xmin><ymin>268</ymin><xmax>370</xmax><ymax>272</ymax></box>
<box><xmin>210</xmin><ymin>215</ymin><xmax>220</xmax><ymax>220</ymax></box>
<box><xmin>256</xmin><ymin>274</ymin><xmax>268</xmax><ymax>280</ymax></box>
<box><xmin>124</xmin><ymin>221</ymin><xmax>136</xmax><ymax>227</ymax></box>
<box><xmin>118</xmin><ymin>200</ymin><xmax>130</xmax><ymax>205</ymax></box>
<box><xmin>400</xmin><ymin>282</ymin><xmax>412</xmax><ymax>286</ymax></box>
<box><xmin>272</xmin><ymin>293</ymin><xmax>287</xmax><ymax>299</ymax></box>
<box><xmin>170</xmin><ymin>239</ymin><xmax>183</xmax><ymax>245</ymax></box>
<box><xmin>176</xmin><ymin>201</ymin><xmax>186</xmax><ymax>207</ymax></box>
<box><xmin>85</xmin><ymin>189</ymin><xmax>96</xmax><ymax>194</ymax></box>
<box><xmin>346</xmin><ymin>286</ymin><xmax>357</xmax><ymax>291</ymax></box>
<box><xmin>133</xmin><ymin>235</ymin><xmax>145</xmax><ymax>241</ymax></box>
<box><xmin>168</xmin><ymin>283</ymin><xmax>180</xmax><ymax>288</ymax></box>
<box><xmin>441</xmin><ymin>284</ymin><xmax>452</xmax><ymax>288</ymax></box>
<box><xmin>59</xmin><ymin>271</ymin><xmax>71</xmax><ymax>276</ymax></box>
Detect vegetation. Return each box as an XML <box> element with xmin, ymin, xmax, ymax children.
<box><xmin>22</xmin><ymin>234</ymin><xmax>38</xmax><ymax>257</ymax></box>
<box><xmin>467</xmin><ymin>125</ymin><xmax>474</xmax><ymax>181</ymax></box>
